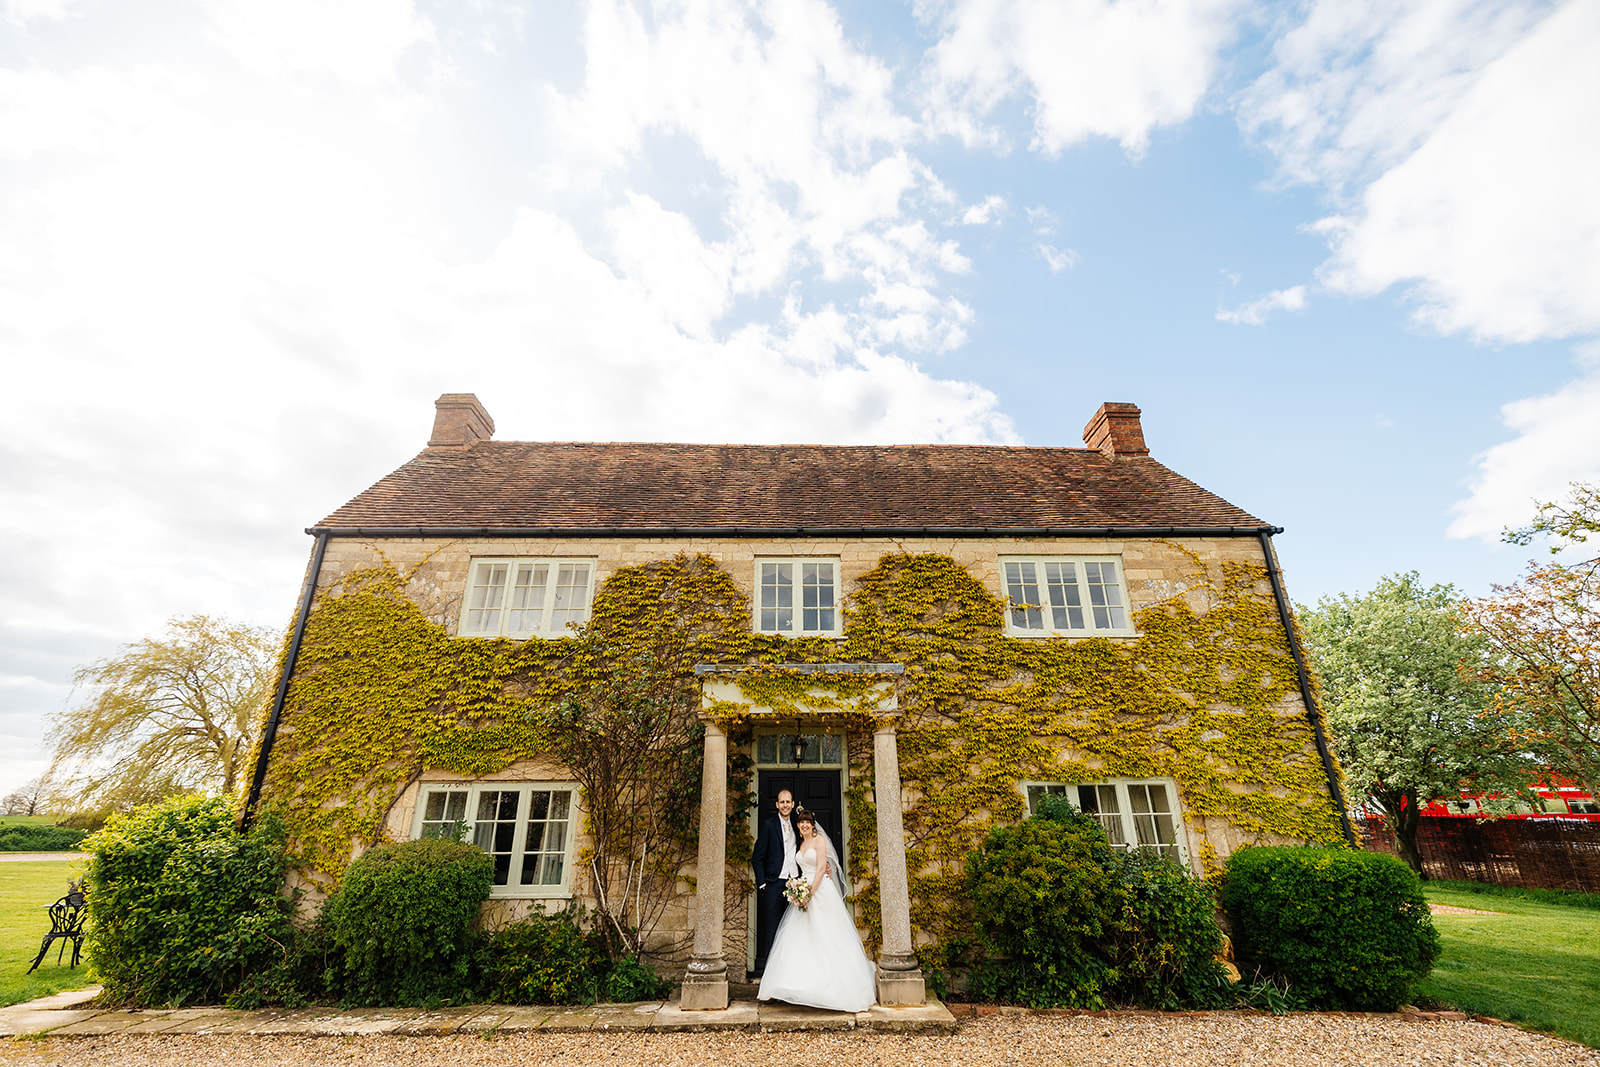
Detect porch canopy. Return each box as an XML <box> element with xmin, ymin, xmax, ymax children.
<box><xmin>681</xmin><ymin>663</ymin><xmax>924</xmax><ymax>1011</ymax></box>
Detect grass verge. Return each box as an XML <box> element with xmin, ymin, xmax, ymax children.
<box><xmin>1420</xmin><ymin>883</ymin><xmax>1600</xmax><ymax>1049</ymax></box>
<box><xmin>1426</xmin><ymin>877</ymin><xmax>1600</xmax><ymax>911</ymax></box>
<box><xmin>0</xmin><ymin>858</ymin><xmax>95</xmax><ymax>1007</ymax></box>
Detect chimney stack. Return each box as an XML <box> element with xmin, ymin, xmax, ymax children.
<box><xmin>429</xmin><ymin>393</ymin><xmax>495</xmax><ymax>447</ymax></box>
<box><xmin>1082</xmin><ymin>402</ymin><xmax>1149</xmax><ymax>459</ymax></box>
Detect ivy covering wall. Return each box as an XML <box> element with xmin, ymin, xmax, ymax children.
<box><xmin>254</xmin><ymin>547</ymin><xmax>1343</xmax><ymax>957</ymax></box>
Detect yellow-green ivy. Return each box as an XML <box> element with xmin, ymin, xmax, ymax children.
<box><xmin>256</xmin><ymin>548</ymin><xmax>1342</xmax><ymax>952</ymax></box>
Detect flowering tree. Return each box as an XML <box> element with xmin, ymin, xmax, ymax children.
<box><xmin>1476</xmin><ymin>483</ymin><xmax>1600</xmax><ymax>799</ymax></box>
<box><xmin>1301</xmin><ymin>573</ymin><xmax>1526</xmax><ymax>875</ymax></box>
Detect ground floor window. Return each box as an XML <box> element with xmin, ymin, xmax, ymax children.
<box><xmin>413</xmin><ymin>782</ymin><xmax>577</xmax><ymax>898</ymax></box>
<box><xmin>1023</xmin><ymin>778</ymin><xmax>1186</xmax><ymax>864</ymax></box>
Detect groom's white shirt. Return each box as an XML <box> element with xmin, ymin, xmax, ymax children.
<box><xmin>779</xmin><ymin>818</ymin><xmax>799</xmax><ymax>879</ymax></box>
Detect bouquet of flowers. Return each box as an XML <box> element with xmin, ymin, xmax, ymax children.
<box><xmin>783</xmin><ymin>875</ymin><xmax>811</xmax><ymax>910</ymax></box>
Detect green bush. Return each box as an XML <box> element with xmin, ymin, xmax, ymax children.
<box><xmin>964</xmin><ymin>795</ymin><xmax>1227</xmax><ymax>1009</ymax></box>
<box><xmin>326</xmin><ymin>837</ymin><xmax>494</xmax><ymax>1006</ymax></box>
<box><xmin>1222</xmin><ymin>846</ymin><xmax>1441</xmax><ymax>1011</ymax></box>
<box><xmin>481</xmin><ymin>907</ymin><xmax>604</xmax><ymax>1004</ymax></box>
<box><xmin>0</xmin><ymin>822</ymin><xmax>87</xmax><ymax>851</ymax></box>
<box><xmin>601</xmin><ymin>955</ymin><xmax>674</xmax><ymax>1002</ymax></box>
<box><xmin>480</xmin><ymin>908</ymin><xmax>674</xmax><ymax>1005</ymax></box>
<box><xmin>83</xmin><ymin>795</ymin><xmax>296</xmax><ymax>1007</ymax></box>
<box><xmin>1104</xmin><ymin>848</ymin><xmax>1226</xmax><ymax>1009</ymax></box>
<box><xmin>965</xmin><ymin>797</ymin><xmax>1119</xmax><ymax>1007</ymax></box>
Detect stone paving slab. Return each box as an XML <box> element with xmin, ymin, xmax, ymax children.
<box><xmin>248</xmin><ymin>1007</ymin><xmax>424</xmax><ymax>1035</ymax></box>
<box><xmin>0</xmin><ymin>1008</ymin><xmax>101</xmax><ymax>1038</ymax></box>
<box><xmin>588</xmin><ymin>1002</ymin><xmax>665</xmax><ymax>1031</ymax></box>
<box><xmin>160</xmin><ymin>1009</ymin><xmax>282</xmax><ymax>1034</ymax></box>
<box><xmin>49</xmin><ymin>1010</ymin><xmax>168</xmax><ymax>1036</ymax></box>
<box><xmin>393</xmin><ymin>1007</ymin><xmax>486</xmax><ymax>1035</ymax></box>
<box><xmin>120</xmin><ymin>1009</ymin><xmax>222</xmax><ymax>1034</ymax></box>
<box><xmin>858</xmin><ymin>999</ymin><xmax>960</xmax><ymax>1033</ymax></box>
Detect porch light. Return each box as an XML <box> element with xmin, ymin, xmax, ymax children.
<box><xmin>791</xmin><ymin>729</ymin><xmax>806</xmax><ymax>765</ymax></box>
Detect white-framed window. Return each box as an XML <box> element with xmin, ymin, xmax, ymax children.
<box><xmin>458</xmin><ymin>558</ymin><xmax>595</xmax><ymax>638</ymax></box>
<box><xmin>1001</xmin><ymin>556</ymin><xmax>1132</xmax><ymax>636</ymax></box>
<box><xmin>414</xmin><ymin>783</ymin><xmax>578</xmax><ymax>898</ymax></box>
<box><xmin>755</xmin><ymin>559</ymin><xmax>841</xmax><ymax>636</ymax></box>
<box><xmin>1022</xmin><ymin>778</ymin><xmax>1186</xmax><ymax>864</ymax></box>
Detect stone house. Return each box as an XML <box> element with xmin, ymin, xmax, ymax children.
<box><xmin>245</xmin><ymin>393</ymin><xmax>1351</xmax><ymax>1010</ymax></box>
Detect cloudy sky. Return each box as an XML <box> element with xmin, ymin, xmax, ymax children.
<box><xmin>3</xmin><ymin>0</ymin><xmax>1598</xmax><ymax>792</ymax></box>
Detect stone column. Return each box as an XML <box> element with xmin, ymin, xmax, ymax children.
<box><xmin>872</xmin><ymin>720</ymin><xmax>926</xmax><ymax>1006</ymax></box>
<box><xmin>681</xmin><ymin>718</ymin><xmax>729</xmax><ymax>1010</ymax></box>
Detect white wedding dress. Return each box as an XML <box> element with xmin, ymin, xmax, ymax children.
<box><xmin>756</xmin><ymin>840</ymin><xmax>877</xmax><ymax>1012</ymax></box>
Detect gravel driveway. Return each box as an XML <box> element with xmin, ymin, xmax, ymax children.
<box><xmin>3</xmin><ymin>1013</ymin><xmax>1593</xmax><ymax>1067</ymax></box>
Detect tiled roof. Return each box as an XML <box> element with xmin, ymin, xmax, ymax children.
<box><xmin>312</xmin><ymin>442</ymin><xmax>1274</xmax><ymax>534</ymax></box>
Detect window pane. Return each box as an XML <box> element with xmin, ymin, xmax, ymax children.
<box><xmin>1083</xmin><ymin>561</ymin><xmax>1127</xmax><ymax>630</ymax></box>
<box><xmin>760</xmin><ymin>564</ymin><xmax>794</xmax><ymax>632</ymax></box>
<box><xmin>757</xmin><ymin>735</ymin><xmax>777</xmax><ymax>763</ymax></box>
<box><xmin>801</xmin><ymin>563</ymin><xmax>835</xmax><ymax>631</ymax></box>
<box><xmin>1081</xmin><ymin>784</ymin><xmax>1125</xmax><ymax>845</ymax></box>
<box><xmin>506</xmin><ymin>564</ymin><xmax>549</xmax><ymax>633</ymax></box>
<box><xmin>820</xmin><ymin>733</ymin><xmax>843</xmax><ymax>764</ymax></box>
<box><xmin>1043</xmin><ymin>562</ymin><xmax>1085</xmax><ymax>630</ymax></box>
<box><xmin>474</xmin><ymin>790</ymin><xmax>520</xmax><ymax>886</ymax></box>
<box><xmin>465</xmin><ymin>563</ymin><xmax>510</xmax><ymax>633</ymax></box>
<box><xmin>550</xmin><ymin>564</ymin><xmax>591</xmax><ymax>630</ymax></box>
<box><xmin>521</xmin><ymin>788</ymin><xmax>573</xmax><ymax>888</ymax></box>
<box><xmin>421</xmin><ymin>789</ymin><xmax>469</xmax><ymax>838</ymax></box>
<box><xmin>1005</xmin><ymin>562</ymin><xmax>1044</xmax><ymax>630</ymax></box>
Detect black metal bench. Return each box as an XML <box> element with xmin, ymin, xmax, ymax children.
<box><xmin>27</xmin><ymin>879</ymin><xmax>87</xmax><ymax>974</ymax></box>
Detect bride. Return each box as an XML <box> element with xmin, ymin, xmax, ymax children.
<box><xmin>756</xmin><ymin>807</ymin><xmax>877</xmax><ymax>1012</ymax></box>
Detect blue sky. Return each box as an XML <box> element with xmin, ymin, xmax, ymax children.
<box><xmin>3</xmin><ymin>0</ymin><xmax>1598</xmax><ymax>793</ymax></box>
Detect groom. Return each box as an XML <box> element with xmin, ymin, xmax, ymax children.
<box><xmin>750</xmin><ymin>787</ymin><xmax>798</xmax><ymax>980</ymax></box>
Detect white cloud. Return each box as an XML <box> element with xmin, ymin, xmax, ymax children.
<box><xmin>960</xmin><ymin>193</ymin><xmax>1006</xmax><ymax>225</ymax></box>
<box><xmin>1448</xmin><ymin>347</ymin><xmax>1600</xmax><ymax>541</ymax></box>
<box><xmin>919</xmin><ymin>0</ymin><xmax>1243</xmax><ymax>155</ymax></box>
<box><xmin>1216</xmin><ymin>284</ymin><xmax>1307</xmax><ymax>326</ymax></box>
<box><xmin>1243</xmin><ymin>0</ymin><xmax>1600</xmax><ymax>343</ymax></box>
<box><xmin>1035</xmin><ymin>243</ymin><xmax>1077</xmax><ymax>273</ymax></box>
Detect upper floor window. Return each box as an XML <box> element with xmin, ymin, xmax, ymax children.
<box><xmin>1023</xmin><ymin>778</ymin><xmax>1186</xmax><ymax>865</ymax></box>
<box><xmin>459</xmin><ymin>558</ymin><xmax>594</xmax><ymax>638</ymax></box>
<box><xmin>1002</xmin><ymin>556</ymin><xmax>1131</xmax><ymax>636</ymax></box>
<box><xmin>756</xmin><ymin>559</ymin><xmax>840</xmax><ymax>636</ymax></box>
<box><xmin>415</xmin><ymin>782</ymin><xmax>577</xmax><ymax>898</ymax></box>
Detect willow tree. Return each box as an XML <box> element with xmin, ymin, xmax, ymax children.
<box><xmin>1301</xmin><ymin>574</ymin><xmax>1526</xmax><ymax>876</ymax></box>
<box><xmin>50</xmin><ymin>616</ymin><xmax>277</xmax><ymax>815</ymax></box>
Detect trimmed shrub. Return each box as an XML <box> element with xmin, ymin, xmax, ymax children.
<box><xmin>1104</xmin><ymin>848</ymin><xmax>1226</xmax><ymax>1009</ymax></box>
<box><xmin>326</xmin><ymin>837</ymin><xmax>494</xmax><ymax>1006</ymax></box>
<box><xmin>84</xmin><ymin>795</ymin><xmax>296</xmax><ymax>1007</ymax></box>
<box><xmin>1222</xmin><ymin>846</ymin><xmax>1441</xmax><ymax>1011</ymax></box>
<box><xmin>0</xmin><ymin>822</ymin><xmax>87</xmax><ymax>851</ymax></box>
<box><xmin>965</xmin><ymin>797</ymin><xmax>1119</xmax><ymax>1007</ymax></box>
<box><xmin>964</xmin><ymin>795</ymin><xmax>1227</xmax><ymax>1009</ymax></box>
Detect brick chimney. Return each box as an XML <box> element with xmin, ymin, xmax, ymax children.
<box><xmin>429</xmin><ymin>393</ymin><xmax>495</xmax><ymax>447</ymax></box>
<box><xmin>1082</xmin><ymin>402</ymin><xmax>1149</xmax><ymax>458</ymax></box>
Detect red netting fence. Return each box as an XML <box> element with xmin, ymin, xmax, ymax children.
<box><xmin>1356</xmin><ymin>815</ymin><xmax>1600</xmax><ymax>893</ymax></box>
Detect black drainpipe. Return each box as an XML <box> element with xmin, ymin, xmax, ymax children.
<box><xmin>1257</xmin><ymin>531</ymin><xmax>1358</xmax><ymax>848</ymax></box>
<box><xmin>241</xmin><ymin>531</ymin><xmax>329</xmax><ymax>829</ymax></box>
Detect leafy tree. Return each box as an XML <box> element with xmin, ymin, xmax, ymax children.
<box><xmin>2</xmin><ymin>775</ymin><xmax>51</xmax><ymax>816</ymax></box>
<box><xmin>49</xmin><ymin>616</ymin><xmax>277</xmax><ymax>814</ymax></box>
<box><xmin>1468</xmin><ymin>563</ymin><xmax>1600</xmax><ymax>801</ymax></box>
<box><xmin>1480</xmin><ymin>482</ymin><xmax>1600</xmax><ymax>799</ymax></box>
<box><xmin>1301</xmin><ymin>573</ymin><xmax>1526</xmax><ymax>876</ymax></box>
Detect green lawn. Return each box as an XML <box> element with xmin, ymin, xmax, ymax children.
<box><xmin>1419</xmin><ymin>882</ymin><xmax>1600</xmax><ymax>1049</ymax></box>
<box><xmin>0</xmin><ymin>859</ymin><xmax>96</xmax><ymax>1007</ymax></box>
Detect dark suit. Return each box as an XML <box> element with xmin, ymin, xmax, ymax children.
<box><xmin>750</xmin><ymin>812</ymin><xmax>797</xmax><ymax>976</ymax></box>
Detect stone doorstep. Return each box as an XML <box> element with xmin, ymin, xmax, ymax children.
<box><xmin>651</xmin><ymin>1000</ymin><xmax>760</xmax><ymax>1032</ymax></box>
<box><xmin>758</xmin><ymin>1003</ymin><xmax>858</xmax><ymax>1033</ymax></box>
